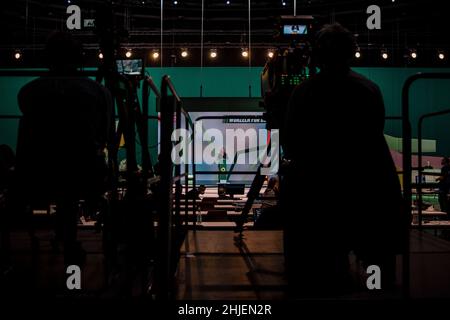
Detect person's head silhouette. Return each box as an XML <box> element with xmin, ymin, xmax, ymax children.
<box><xmin>45</xmin><ymin>31</ymin><xmax>83</xmax><ymax>74</ymax></box>
<box><xmin>315</xmin><ymin>23</ymin><xmax>355</xmax><ymax>72</ymax></box>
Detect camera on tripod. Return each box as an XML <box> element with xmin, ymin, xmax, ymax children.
<box><xmin>260</xmin><ymin>15</ymin><xmax>316</xmax><ymax>131</ymax></box>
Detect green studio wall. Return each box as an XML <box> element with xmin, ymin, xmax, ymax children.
<box><xmin>1</xmin><ymin>67</ymin><xmax>450</xmax><ymax>163</ymax></box>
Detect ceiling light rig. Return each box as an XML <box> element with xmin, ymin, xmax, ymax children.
<box><xmin>14</xmin><ymin>50</ymin><xmax>22</xmax><ymax>60</ymax></box>
<box><xmin>181</xmin><ymin>48</ymin><xmax>189</xmax><ymax>58</ymax></box>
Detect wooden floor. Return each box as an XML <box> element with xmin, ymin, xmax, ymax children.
<box><xmin>176</xmin><ymin>229</ymin><xmax>450</xmax><ymax>300</ymax></box>
<box><xmin>3</xmin><ymin>227</ymin><xmax>450</xmax><ymax>300</ymax></box>
<box><xmin>409</xmin><ymin>230</ymin><xmax>450</xmax><ymax>298</ymax></box>
<box><xmin>176</xmin><ymin>230</ymin><xmax>286</xmax><ymax>300</ymax></box>
<box><xmin>2</xmin><ymin>229</ymin><xmax>105</xmax><ymax>298</ymax></box>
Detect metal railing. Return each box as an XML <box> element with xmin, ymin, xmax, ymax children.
<box><xmin>158</xmin><ymin>74</ymin><xmax>197</xmax><ymax>300</ymax></box>
<box><xmin>417</xmin><ymin>108</ymin><xmax>450</xmax><ymax>228</ymax></box>
<box><xmin>401</xmin><ymin>72</ymin><xmax>450</xmax><ymax>298</ymax></box>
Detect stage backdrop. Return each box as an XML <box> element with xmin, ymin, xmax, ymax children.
<box><xmin>1</xmin><ymin>67</ymin><xmax>450</xmax><ymax>166</ymax></box>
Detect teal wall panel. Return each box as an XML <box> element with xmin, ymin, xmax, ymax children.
<box><xmin>2</xmin><ymin>67</ymin><xmax>450</xmax><ymax>159</ymax></box>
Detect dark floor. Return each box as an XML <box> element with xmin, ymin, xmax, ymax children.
<box><xmin>176</xmin><ymin>230</ymin><xmax>450</xmax><ymax>300</ymax></box>
<box><xmin>1</xmin><ymin>229</ymin><xmax>106</xmax><ymax>298</ymax></box>
<box><xmin>177</xmin><ymin>230</ymin><xmax>286</xmax><ymax>300</ymax></box>
<box><xmin>2</xmin><ymin>227</ymin><xmax>450</xmax><ymax>300</ymax></box>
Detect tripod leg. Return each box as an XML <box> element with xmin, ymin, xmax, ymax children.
<box><xmin>235</xmin><ymin>165</ymin><xmax>266</xmax><ymax>233</ymax></box>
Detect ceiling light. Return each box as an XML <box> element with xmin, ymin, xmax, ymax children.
<box><xmin>210</xmin><ymin>49</ymin><xmax>217</xmax><ymax>59</ymax></box>
<box><xmin>125</xmin><ymin>49</ymin><xmax>132</xmax><ymax>58</ymax></box>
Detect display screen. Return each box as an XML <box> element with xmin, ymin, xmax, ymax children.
<box><xmin>116</xmin><ymin>59</ymin><xmax>143</xmax><ymax>75</ymax></box>
<box><xmin>190</xmin><ymin>111</ymin><xmax>268</xmax><ymax>185</ymax></box>
<box><xmin>283</xmin><ymin>24</ymin><xmax>308</xmax><ymax>35</ymax></box>
<box><xmin>159</xmin><ymin>111</ymin><xmax>269</xmax><ymax>185</ymax></box>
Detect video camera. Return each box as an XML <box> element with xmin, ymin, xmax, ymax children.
<box><xmin>116</xmin><ymin>59</ymin><xmax>145</xmax><ymax>77</ymax></box>
<box><xmin>260</xmin><ymin>15</ymin><xmax>316</xmax><ymax>132</ymax></box>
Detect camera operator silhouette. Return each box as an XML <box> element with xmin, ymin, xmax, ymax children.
<box><xmin>282</xmin><ymin>23</ymin><xmax>408</xmax><ymax>297</ymax></box>
<box><xmin>16</xmin><ymin>32</ymin><xmax>114</xmax><ymax>265</ymax></box>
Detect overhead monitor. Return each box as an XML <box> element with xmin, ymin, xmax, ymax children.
<box><xmin>283</xmin><ymin>24</ymin><xmax>308</xmax><ymax>35</ymax></box>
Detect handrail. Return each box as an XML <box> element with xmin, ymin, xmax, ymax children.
<box><xmin>144</xmin><ymin>75</ymin><xmax>161</xmax><ymax>98</ymax></box>
<box><xmin>417</xmin><ymin>108</ymin><xmax>450</xmax><ymax>229</ymax></box>
<box><xmin>401</xmin><ymin>72</ymin><xmax>450</xmax><ymax>299</ymax></box>
<box><xmin>163</xmin><ymin>75</ymin><xmax>181</xmax><ymax>103</ymax></box>
<box><xmin>141</xmin><ymin>76</ymin><xmax>160</xmax><ymax>176</ymax></box>
<box><xmin>158</xmin><ymin>74</ymin><xmax>195</xmax><ymax>300</ymax></box>
<box><xmin>158</xmin><ymin>75</ymin><xmax>176</xmax><ymax>300</ymax></box>
<box><xmin>163</xmin><ymin>77</ymin><xmax>196</xmax><ymax>231</ymax></box>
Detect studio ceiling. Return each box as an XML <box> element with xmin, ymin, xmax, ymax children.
<box><xmin>1</xmin><ymin>0</ymin><xmax>448</xmax><ymax>67</ymax></box>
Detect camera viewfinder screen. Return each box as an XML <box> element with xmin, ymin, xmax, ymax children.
<box><xmin>116</xmin><ymin>59</ymin><xmax>143</xmax><ymax>75</ymax></box>
<box><xmin>283</xmin><ymin>24</ymin><xmax>308</xmax><ymax>35</ymax></box>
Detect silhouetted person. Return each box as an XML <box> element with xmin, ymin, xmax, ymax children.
<box><xmin>0</xmin><ymin>145</ymin><xmax>16</xmax><ymax>268</ymax></box>
<box><xmin>254</xmin><ymin>176</ymin><xmax>281</xmax><ymax>229</ymax></box>
<box><xmin>283</xmin><ymin>23</ymin><xmax>408</xmax><ymax>296</ymax></box>
<box><xmin>437</xmin><ymin>157</ymin><xmax>450</xmax><ymax>216</ymax></box>
<box><xmin>186</xmin><ymin>185</ymin><xmax>206</xmax><ymax>200</ymax></box>
<box><xmin>0</xmin><ymin>145</ymin><xmax>15</xmax><ymax>191</ymax></box>
<box><xmin>16</xmin><ymin>32</ymin><xmax>113</xmax><ymax>264</ymax></box>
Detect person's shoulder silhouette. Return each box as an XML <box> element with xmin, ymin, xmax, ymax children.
<box><xmin>282</xmin><ymin>23</ymin><xmax>407</xmax><ymax>296</ymax></box>
<box><xmin>285</xmin><ymin>23</ymin><xmax>386</xmax><ymax>162</ymax></box>
<box><xmin>16</xmin><ymin>32</ymin><xmax>113</xmax><ymax>197</ymax></box>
